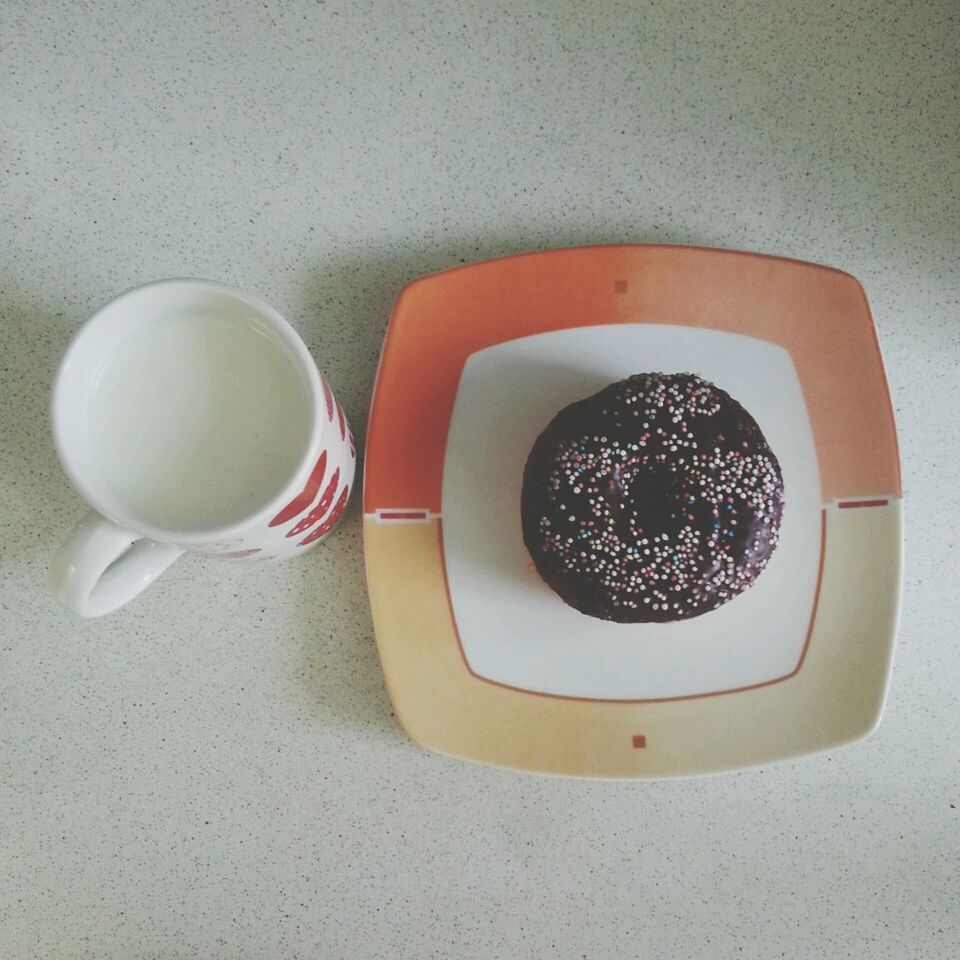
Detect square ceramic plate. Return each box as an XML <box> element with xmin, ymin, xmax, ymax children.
<box><xmin>364</xmin><ymin>245</ymin><xmax>902</xmax><ymax>778</ymax></box>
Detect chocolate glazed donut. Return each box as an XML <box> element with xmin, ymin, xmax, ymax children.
<box><xmin>521</xmin><ymin>373</ymin><xmax>785</xmax><ymax>623</ymax></box>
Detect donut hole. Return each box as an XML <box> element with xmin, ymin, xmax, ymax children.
<box><xmin>620</xmin><ymin>468</ymin><xmax>683</xmax><ymax>541</ymax></box>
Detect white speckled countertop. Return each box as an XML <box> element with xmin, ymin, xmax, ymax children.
<box><xmin>2</xmin><ymin>1</ymin><xmax>958</xmax><ymax>957</ymax></box>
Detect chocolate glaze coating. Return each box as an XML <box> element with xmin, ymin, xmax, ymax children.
<box><xmin>521</xmin><ymin>373</ymin><xmax>785</xmax><ymax>623</ymax></box>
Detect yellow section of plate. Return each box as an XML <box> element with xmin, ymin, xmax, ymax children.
<box><xmin>364</xmin><ymin>504</ymin><xmax>900</xmax><ymax>778</ymax></box>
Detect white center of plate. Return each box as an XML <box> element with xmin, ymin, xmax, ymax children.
<box><xmin>441</xmin><ymin>324</ymin><xmax>822</xmax><ymax>701</ymax></box>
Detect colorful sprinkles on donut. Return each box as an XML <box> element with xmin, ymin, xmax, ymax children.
<box><xmin>520</xmin><ymin>373</ymin><xmax>785</xmax><ymax>623</ymax></box>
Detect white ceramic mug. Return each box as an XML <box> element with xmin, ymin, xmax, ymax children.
<box><xmin>50</xmin><ymin>279</ymin><xmax>356</xmax><ymax>617</ymax></box>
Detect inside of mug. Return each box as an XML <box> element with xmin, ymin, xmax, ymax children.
<box><xmin>54</xmin><ymin>282</ymin><xmax>315</xmax><ymax>538</ymax></box>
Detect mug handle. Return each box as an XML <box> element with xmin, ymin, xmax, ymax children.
<box><xmin>50</xmin><ymin>511</ymin><xmax>184</xmax><ymax>618</ymax></box>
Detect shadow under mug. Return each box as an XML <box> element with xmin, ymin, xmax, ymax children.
<box><xmin>50</xmin><ymin>278</ymin><xmax>356</xmax><ymax>617</ymax></box>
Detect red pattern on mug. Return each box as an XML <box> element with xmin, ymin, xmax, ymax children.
<box><xmin>336</xmin><ymin>401</ymin><xmax>346</xmax><ymax>440</ymax></box>
<box><xmin>322</xmin><ymin>378</ymin><xmax>335</xmax><ymax>421</ymax></box>
<box><xmin>287</xmin><ymin>467</ymin><xmax>341</xmax><ymax>537</ymax></box>
<box><xmin>299</xmin><ymin>485</ymin><xmax>350</xmax><ymax>546</ymax></box>
<box><xmin>269</xmin><ymin>450</ymin><xmax>327</xmax><ymax>527</ymax></box>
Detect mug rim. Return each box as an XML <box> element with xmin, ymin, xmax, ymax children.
<box><xmin>51</xmin><ymin>277</ymin><xmax>326</xmax><ymax>545</ymax></box>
